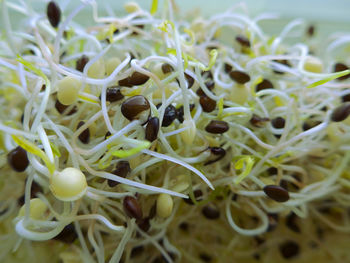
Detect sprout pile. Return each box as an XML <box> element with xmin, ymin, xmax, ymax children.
<box><xmin>1</xmin><ymin>0</ymin><xmax>350</xmax><ymax>262</ymax></box>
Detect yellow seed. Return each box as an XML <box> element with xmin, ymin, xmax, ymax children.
<box><xmin>170</xmin><ymin>174</ymin><xmax>190</xmax><ymax>192</ymax></box>
<box><xmin>105</xmin><ymin>57</ymin><xmax>121</xmax><ymax>76</ymax></box>
<box><xmin>124</xmin><ymin>2</ymin><xmax>140</xmax><ymax>13</ymax></box>
<box><xmin>230</xmin><ymin>84</ymin><xmax>250</xmax><ymax>104</ymax></box>
<box><xmin>87</xmin><ymin>60</ymin><xmax>105</xmax><ymax>79</ymax></box>
<box><xmin>57</xmin><ymin>76</ymin><xmax>81</xmax><ymax>105</ymax></box>
<box><xmin>50</xmin><ymin>167</ymin><xmax>87</xmax><ymax>201</ymax></box>
<box><xmin>156</xmin><ymin>193</ymin><xmax>173</xmax><ymax>218</ymax></box>
<box><xmin>304</xmin><ymin>56</ymin><xmax>323</xmax><ymax>73</ymax></box>
<box><xmin>18</xmin><ymin>198</ymin><xmax>48</xmax><ymax>220</ymax></box>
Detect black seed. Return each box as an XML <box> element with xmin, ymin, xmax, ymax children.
<box><xmin>104</xmin><ymin>86</ymin><xmax>124</xmax><ymax>102</ymax></box>
<box><xmin>121</xmin><ymin>95</ymin><xmax>150</xmax><ymax>123</ymax></box>
<box><xmin>76</xmin><ymin>55</ymin><xmax>89</xmax><ymax>72</ymax></box>
<box><xmin>333</xmin><ymin>63</ymin><xmax>350</xmax><ymax>81</ymax></box>
<box><xmin>229</xmin><ymin>70</ymin><xmax>251</xmax><ymax>84</ymax></box>
<box><xmin>279</xmin><ymin>240</ymin><xmax>300</xmax><ymax>259</ymax></box>
<box><xmin>271</xmin><ymin>117</ymin><xmax>285</xmax><ymax>129</ymax></box>
<box><xmin>205</xmin><ymin>120</ymin><xmax>229</xmax><ymax>134</ymax></box>
<box><xmin>119</xmin><ymin>72</ymin><xmax>150</xmax><ymax>87</ymax></box>
<box><xmin>200</xmin><ymin>95</ymin><xmax>217</xmax><ymax>113</ymax></box>
<box><xmin>255</xmin><ymin>236</ymin><xmax>265</xmax><ymax>245</ymax></box>
<box><xmin>224</xmin><ymin>63</ymin><xmax>232</xmax><ymax>74</ymax></box>
<box><xmin>263</xmin><ymin>185</ymin><xmax>290</xmax><ymax>202</ymax></box>
<box><xmin>8</xmin><ymin>146</ymin><xmax>29</xmax><ymax>172</ymax></box>
<box><xmin>145</xmin><ymin>117</ymin><xmax>159</xmax><ymax>142</ymax></box>
<box><xmin>47</xmin><ymin>1</ymin><xmax>61</xmax><ymax>28</ymax></box>
<box><xmin>184</xmin><ymin>189</ymin><xmax>203</xmax><ymax>205</ymax></box>
<box><xmin>55</xmin><ymin>100</ymin><xmax>77</xmax><ymax>115</ymax></box>
<box><xmin>267</xmin><ymin>213</ymin><xmax>279</xmax><ymax>232</ymax></box>
<box><xmin>199</xmin><ymin>253</ymin><xmax>212</xmax><ymax>262</ymax></box>
<box><xmin>108</xmin><ymin>161</ymin><xmax>131</xmax><ymax>187</ymax></box>
<box><xmin>77</xmin><ymin>121</ymin><xmax>90</xmax><ymax>144</ymax></box>
<box><xmin>130</xmin><ymin>246</ymin><xmax>144</xmax><ymax>258</ymax></box>
<box><xmin>235</xmin><ymin>35</ymin><xmax>250</xmax><ymax>47</ymax></box>
<box><xmin>273</xmin><ymin>59</ymin><xmax>291</xmax><ymax>74</ymax></box>
<box><xmin>256</xmin><ymin>79</ymin><xmax>274</xmax><ymax>92</ymax></box>
<box><xmin>331</xmin><ymin>102</ymin><xmax>350</xmax><ymax>122</ymax></box>
<box><xmin>342</xmin><ymin>93</ymin><xmax>350</xmax><ymax>102</ymax></box>
<box><xmin>137</xmin><ymin>217</ymin><xmax>150</xmax><ymax>232</ymax></box>
<box><xmin>179</xmin><ymin>222</ymin><xmax>189</xmax><ymax>231</ymax></box>
<box><xmin>104</xmin><ymin>131</ymin><xmax>111</xmax><ymax>140</ymax></box>
<box><xmin>204</xmin><ymin>147</ymin><xmax>226</xmax><ymax>165</ymax></box>
<box><xmin>286</xmin><ymin>213</ymin><xmax>300</xmax><ymax>233</ymax></box>
<box><xmin>53</xmin><ymin>223</ymin><xmax>78</xmax><ymax>243</ymax></box>
<box><xmin>161</xmin><ymin>63</ymin><xmax>174</xmax><ymax>74</ymax></box>
<box><xmin>123</xmin><ymin>196</ymin><xmax>143</xmax><ymax>220</ymax></box>
<box><xmin>267</xmin><ymin>167</ymin><xmax>278</xmax><ymax>175</ymax></box>
<box><xmin>250</xmin><ymin>114</ymin><xmax>270</xmax><ymax>127</ymax></box>
<box><xmin>307</xmin><ymin>25</ymin><xmax>315</xmax><ymax>37</ymax></box>
<box><xmin>162</xmin><ymin>105</ymin><xmax>177</xmax><ymax>127</ymax></box>
<box><xmin>202</xmin><ymin>204</ymin><xmax>220</xmax><ymax>219</ymax></box>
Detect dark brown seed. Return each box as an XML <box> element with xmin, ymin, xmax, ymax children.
<box><xmin>130</xmin><ymin>246</ymin><xmax>144</xmax><ymax>258</ymax></box>
<box><xmin>184</xmin><ymin>189</ymin><xmax>203</xmax><ymax>205</ymax></box>
<box><xmin>176</xmin><ymin>104</ymin><xmax>195</xmax><ymax>123</ymax></box>
<box><xmin>104</xmin><ymin>131</ymin><xmax>111</xmax><ymax>140</ymax></box>
<box><xmin>205</xmin><ymin>120</ymin><xmax>229</xmax><ymax>134</ymax></box>
<box><xmin>271</xmin><ymin>117</ymin><xmax>285</xmax><ymax>129</ymax></box>
<box><xmin>224</xmin><ymin>63</ymin><xmax>232</xmax><ymax>74</ymax></box>
<box><xmin>202</xmin><ymin>204</ymin><xmax>220</xmax><ymax>219</ymax></box>
<box><xmin>333</xmin><ymin>63</ymin><xmax>350</xmax><ymax>81</ymax></box>
<box><xmin>204</xmin><ymin>147</ymin><xmax>226</xmax><ymax>165</ymax></box>
<box><xmin>77</xmin><ymin>121</ymin><xmax>90</xmax><ymax>144</ymax></box>
<box><xmin>162</xmin><ymin>105</ymin><xmax>177</xmax><ymax>127</ymax></box>
<box><xmin>179</xmin><ymin>222</ymin><xmax>189</xmax><ymax>231</ymax></box>
<box><xmin>137</xmin><ymin>217</ymin><xmax>150</xmax><ymax>232</ymax></box>
<box><xmin>121</xmin><ymin>95</ymin><xmax>150</xmax><ymax>123</ymax></box>
<box><xmin>267</xmin><ymin>167</ymin><xmax>278</xmax><ymax>175</ymax></box>
<box><xmin>342</xmin><ymin>93</ymin><xmax>350</xmax><ymax>102</ymax></box>
<box><xmin>263</xmin><ymin>185</ymin><xmax>290</xmax><ymax>202</ymax></box>
<box><xmin>201</xmin><ymin>71</ymin><xmax>213</xmax><ymax>80</ymax></box>
<box><xmin>331</xmin><ymin>102</ymin><xmax>350</xmax><ymax>122</ymax></box>
<box><xmin>307</xmin><ymin>25</ymin><xmax>315</xmax><ymax>37</ymax></box>
<box><xmin>118</xmin><ymin>72</ymin><xmax>150</xmax><ymax>87</ymax></box>
<box><xmin>8</xmin><ymin>146</ymin><xmax>29</xmax><ymax>172</ymax></box>
<box><xmin>148</xmin><ymin>203</ymin><xmax>157</xmax><ymax>219</ymax></box>
<box><xmin>302</xmin><ymin>120</ymin><xmax>321</xmax><ymax>131</ymax></box>
<box><xmin>256</xmin><ymin>79</ymin><xmax>274</xmax><ymax>92</ymax></box>
<box><xmin>104</xmin><ymin>87</ymin><xmax>124</xmax><ymax>102</ymax></box>
<box><xmin>286</xmin><ymin>213</ymin><xmax>300</xmax><ymax>233</ymax></box>
<box><xmin>108</xmin><ymin>161</ymin><xmax>131</xmax><ymax>187</ymax></box>
<box><xmin>161</xmin><ymin>63</ymin><xmax>174</xmax><ymax>74</ymax></box>
<box><xmin>279</xmin><ymin>240</ymin><xmax>300</xmax><ymax>259</ymax></box>
<box><xmin>273</xmin><ymin>59</ymin><xmax>291</xmax><ymax>74</ymax></box>
<box><xmin>53</xmin><ymin>223</ymin><xmax>78</xmax><ymax>243</ymax></box>
<box><xmin>55</xmin><ymin>100</ymin><xmax>77</xmax><ymax>115</ymax></box>
<box><xmin>229</xmin><ymin>70</ymin><xmax>251</xmax><ymax>84</ymax></box>
<box><xmin>76</xmin><ymin>55</ymin><xmax>89</xmax><ymax>72</ymax></box>
<box><xmin>200</xmin><ymin>95</ymin><xmax>217</xmax><ymax>113</ymax></box>
<box><xmin>145</xmin><ymin>117</ymin><xmax>159</xmax><ymax>142</ymax></box>
<box><xmin>235</xmin><ymin>35</ymin><xmax>250</xmax><ymax>47</ymax></box>
<box><xmin>123</xmin><ymin>196</ymin><xmax>143</xmax><ymax>220</ymax></box>
<box><xmin>47</xmin><ymin>1</ymin><xmax>61</xmax><ymax>28</ymax></box>
<box><xmin>199</xmin><ymin>253</ymin><xmax>212</xmax><ymax>262</ymax></box>
<box><xmin>250</xmin><ymin>114</ymin><xmax>270</xmax><ymax>127</ymax></box>
<box><xmin>131</xmin><ymin>24</ymin><xmax>145</xmax><ymax>36</ymax></box>
<box><xmin>267</xmin><ymin>213</ymin><xmax>279</xmax><ymax>232</ymax></box>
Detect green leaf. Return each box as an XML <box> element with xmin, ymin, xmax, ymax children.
<box><xmin>307</xmin><ymin>69</ymin><xmax>350</xmax><ymax>89</ymax></box>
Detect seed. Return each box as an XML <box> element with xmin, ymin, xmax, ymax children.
<box><xmin>205</xmin><ymin>120</ymin><xmax>229</xmax><ymax>134</ymax></box>
<box><xmin>255</xmin><ymin>79</ymin><xmax>274</xmax><ymax>92</ymax></box>
<box><xmin>121</xmin><ymin>95</ymin><xmax>150</xmax><ymax>123</ymax></box>
<box><xmin>105</xmin><ymin>57</ymin><xmax>121</xmax><ymax>76</ymax></box>
<box><xmin>145</xmin><ymin>117</ymin><xmax>159</xmax><ymax>142</ymax></box>
<box><xmin>273</xmin><ymin>60</ymin><xmax>291</xmax><ymax>74</ymax></box>
<box><xmin>304</xmin><ymin>56</ymin><xmax>323</xmax><ymax>73</ymax></box>
<box><xmin>196</xmin><ymin>80</ymin><xmax>215</xmax><ymax>96</ymax></box>
<box><xmin>137</xmin><ymin>217</ymin><xmax>151</xmax><ymax>232</ymax></box>
<box><xmin>331</xmin><ymin>102</ymin><xmax>350</xmax><ymax>122</ymax></box>
<box><xmin>199</xmin><ymin>253</ymin><xmax>212</xmax><ymax>262</ymax></box>
<box><xmin>118</xmin><ymin>71</ymin><xmax>149</xmax><ymax>87</ymax></box>
<box><xmin>279</xmin><ymin>240</ymin><xmax>300</xmax><ymax>259</ymax></box>
<box><xmin>55</xmin><ymin>100</ymin><xmax>77</xmax><ymax>115</ymax></box>
<box><xmin>184</xmin><ymin>189</ymin><xmax>203</xmax><ymax>205</ymax></box>
<box><xmin>53</xmin><ymin>223</ymin><xmax>78</xmax><ymax>243</ymax></box>
<box><xmin>235</xmin><ymin>35</ymin><xmax>250</xmax><ymax>47</ymax></box>
<box><xmin>130</xmin><ymin>246</ymin><xmax>144</xmax><ymax>258</ymax></box>
<box><xmin>47</xmin><ymin>1</ymin><xmax>61</xmax><ymax>28</ymax></box>
<box><xmin>177</xmin><ymin>73</ymin><xmax>195</xmax><ymax>89</ymax></box>
<box><xmin>286</xmin><ymin>212</ymin><xmax>300</xmax><ymax>233</ymax></box>
<box><xmin>8</xmin><ymin>146</ymin><xmax>29</xmax><ymax>172</ymax></box>
<box><xmin>307</xmin><ymin>25</ymin><xmax>315</xmax><ymax>37</ymax></box>
<box><xmin>176</xmin><ymin>104</ymin><xmax>195</xmax><ymax>123</ymax></box>
<box><xmin>57</xmin><ymin>76</ymin><xmax>81</xmax><ymax>106</ymax></box>
<box><xmin>76</xmin><ymin>55</ymin><xmax>89</xmax><ymax>72</ymax></box>
<box><xmin>250</xmin><ymin>114</ymin><xmax>270</xmax><ymax>127</ymax></box>
<box><xmin>302</xmin><ymin>120</ymin><xmax>321</xmax><ymax>131</ymax></box>
<box><xmin>224</xmin><ymin>63</ymin><xmax>232</xmax><ymax>74</ymax></box>
<box><xmin>18</xmin><ymin>198</ymin><xmax>48</xmax><ymax>220</ymax></box>
<box><xmin>271</xmin><ymin>117</ymin><xmax>285</xmax><ymax>129</ymax></box>
<box><xmin>156</xmin><ymin>193</ymin><xmax>173</xmax><ymax>218</ymax></box>
<box><xmin>200</xmin><ymin>95</ymin><xmax>217</xmax><ymax>113</ymax></box>
<box><xmin>123</xmin><ymin>196</ymin><xmax>143</xmax><ymax>220</ymax></box>
<box><xmin>108</xmin><ymin>161</ymin><xmax>131</xmax><ymax>187</ymax></box>
<box><xmin>201</xmin><ymin>70</ymin><xmax>213</xmax><ymax>80</ymax></box>
<box><xmin>161</xmin><ymin>63</ymin><xmax>174</xmax><ymax>74</ymax></box>
<box><xmin>161</xmin><ymin>104</ymin><xmax>177</xmax><ymax>127</ymax></box>
<box><xmin>229</xmin><ymin>70</ymin><xmax>251</xmax><ymax>84</ymax></box>
<box><xmin>179</xmin><ymin>222</ymin><xmax>189</xmax><ymax>231</ymax></box>
<box><xmin>342</xmin><ymin>93</ymin><xmax>350</xmax><ymax>102</ymax></box>
<box><xmin>77</xmin><ymin>121</ymin><xmax>90</xmax><ymax>144</ymax></box>
<box><xmin>104</xmin><ymin>86</ymin><xmax>124</xmax><ymax>102</ymax></box>
<box><xmin>263</xmin><ymin>185</ymin><xmax>290</xmax><ymax>202</ymax></box>
<box><xmin>334</xmin><ymin>63</ymin><xmax>350</xmax><ymax>81</ymax></box>
<box><xmin>204</xmin><ymin>147</ymin><xmax>226</xmax><ymax>165</ymax></box>
<box><xmin>267</xmin><ymin>167</ymin><xmax>278</xmax><ymax>175</ymax></box>
<box><xmin>202</xmin><ymin>203</ymin><xmax>220</xmax><ymax>219</ymax></box>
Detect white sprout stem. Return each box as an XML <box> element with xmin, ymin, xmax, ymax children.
<box><xmin>15</xmin><ymin>219</ymin><xmax>65</xmax><ymax>241</ymax></box>
<box><xmin>37</xmin><ymin>124</ymin><xmax>54</xmax><ymax>163</ymax></box>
